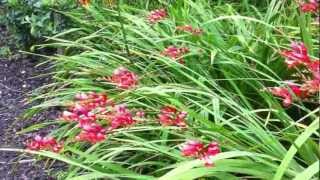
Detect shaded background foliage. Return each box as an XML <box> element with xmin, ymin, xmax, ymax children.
<box><xmin>0</xmin><ymin>0</ymin><xmax>75</xmax><ymax>51</ymax></box>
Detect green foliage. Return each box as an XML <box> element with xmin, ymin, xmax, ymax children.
<box><xmin>1</xmin><ymin>0</ymin><xmax>319</xmax><ymax>179</ymax></box>
<box><xmin>0</xmin><ymin>0</ymin><xmax>74</xmax><ymax>48</ymax></box>
<box><xmin>0</xmin><ymin>46</ymin><xmax>12</xmax><ymax>57</ymax></box>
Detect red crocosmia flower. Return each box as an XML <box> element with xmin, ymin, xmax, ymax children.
<box><xmin>26</xmin><ymin>135</ymin><xmax>63</xmax><ymax>153</ymax></box>
<box><xmin>300</xmin><ymin>0</ymin><xmax>319</xmax><ymax>13</ymax></box>
<box><xmin>268</xmin><ymin>84</ymin><xmax>307</xmax><ymax>106</ymax></box>
<box><xmin>158</xmin><ymin>106</ymin><xmax>187</xmax><ymax>127</ymax></box>
<box><xmin>176</xmin><ymin>25</ymin><xmax>203</xmax><ymax>35</ymax></box>
<box><xmin>75</xmin><ymin>92</ymin><xmax>90</xmax><ymax>100</ymax></box>
<box><xmin>289</xmin><ymin>85</ymin><xmax>308</xmax><ymax>98</ymax></box>
<box><xmin>281</xmin><ymin>42</ymin><xmax>311</xmax><ymax>68</ymax></box>
<box><xmin>161</xmin><ymin>46</ymin><xmax>190</xmax><ymax>64</ymax></box>
<box><xmin>70</xmin><ymin>103</ymin><xmax>90</xmax><ymax>115</ymax></box>
<box><xmin>61</xmin><ymin>111</ymin><xmax>79</xmax><ymax>122</ymax></box>
<box><xmin>181</xmin><ymin>140</ymin><xmax>204</xmax><ymax>157</ymax></box>
<box><xmin>76</xmin><ymin>122</ymin><xmax>106</xmax><ymax>144</ymax></box>
<box><xmin>201</xmin><ymin>142</ymin><xmax>220</xmax><ymax>167</ymax></box>
<box><xmin>78</xmin><ymin>121</ymin><xmax>104</xmax><ymax>132</ymax></box>
<box><xmin>147</xmin><ymin>9</ymin><xmax>167</xmax><ymax>24</ymax></box>
<box><xmin>67</xmin><ymin>92</ymin><xmax>107</xmax><ymax>116</ymax></box>
<box><xmin>206</xmin><ymin>142</ymin><xmax>220</xmax><ymax>156</ymax></box>
<box><xmin>77</xmin><ymin>113</ymin><xmax>97</xmax><ymax>126</ymax></box>
<box><xmin>97</xmin><ymin>94</ymin><xmax>108</xmax><ymax>105</ymax></box>
<box><xmin>108</xmin><ymin>104</ymin><xmax>135</xmax><ymax>130</ymax></box>
<box><xmin>307</xmin><ymin>60</ymin><xmax>320</xmax><ymax>80</ymax></box>
<box><xmin>60</xmin><ymin>92</ymin><xmax>110</xmax><ymax>135</ymax></box>
<box><xmin>75</xmin><ymin>130</ymin><xmax>106</xmax><ymax>144</ymax></box>
<box><xmin>181</xmin><ymin>140</ymin><xmax>220</xmax><ymax>167</ymax></box>
<box><xmin>161</xmin><ymin>106</ymin><xmax>177</xmax><ymax>113</ymax></box>
<box><xmin>268</xmin><ymin>87</ymin><xmax>293</xmax><ymax>107</ymax></box>
<box><xmin>110</xmin><ymin>67</ymin><xmax>138</xmax><ymax>89</ymax></box>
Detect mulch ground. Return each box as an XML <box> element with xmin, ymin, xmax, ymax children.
<box><xmin>0</xmin><ymin>58</ymin><xmax>57</xmax><ymax>180</ymax></box>
<box><xmin>0</xmin><ymin>26</ymin><xmax>60</xmax><ymax>180</ymax></box>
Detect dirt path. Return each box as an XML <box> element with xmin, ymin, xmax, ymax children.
<box><xmin>0</xmin><ymin>57</ymin><xmax>60</xmax><ymax>179</ymax></box>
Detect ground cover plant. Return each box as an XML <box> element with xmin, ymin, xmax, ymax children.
<box><xmin>1</xmin><ymin>0</ymin><xmax>319</xmax><ymax>179</ymax></box>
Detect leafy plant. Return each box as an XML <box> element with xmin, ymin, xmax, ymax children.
<box><xmin>0</xmin><ymin>0</ymin><xmax>74</xmax><ymax>49</ymax></box>
<box><xmin>1</xmin><ymin>0</ymin><xmax>319</xmax><ymax>179</ymax></box>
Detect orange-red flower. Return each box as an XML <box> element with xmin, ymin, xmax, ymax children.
<box><xmin>26</xmin><ymin>135</ymin><xmax>63</xmax><ymax>153</ymax></box>
<box><xmin>147</xmin><ymin>9</ymin><xmax>167</xmax><ymax>24</ymax></box>
<box><xmin>158</xmin><ymin>106</ymin><xmax>187</xmax><ymax>127</ymax></box>
<box><xmin>109</xmin><ymin>67</ymin><xmax>139</xmax><ymax>89</ymax></box>
<box><xmin>161</xmin><ymin>46</ymin><xmax>189</xmax><ymax>64</ymax></box>
<box><xmin>108</xmin><ymin>104</ymin><xmax>136</xmax><ymax>130</ymax></box>
<box><xmin>307</xmin><ymin>60</ymin><xmax>320</xmax><ymax>80</ymax></box>
<box><xmin>267</xmin><ymin>84</ymin><xmax>308</xmax><ymax>107</ymax></box>
<box><xmin>181</xmin><ymin>140</ymin><xmax>220</xmax><ymax>167</ymax></box>
<box><xmin>75</xmin><ymin>122</ymin><xmax>106</xmax><ymax>144</ymax></box>
<box><xmin>280</xmin><ymin>42</ymin><xmax>311</xmax><ymax>68</ymax></box>
<box><xmin>300</xmin><ymin>0</ymin><xmax>319</xmax><ymax>13</ymax></box>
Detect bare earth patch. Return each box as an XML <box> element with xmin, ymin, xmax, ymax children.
<box><xmin>0</xmin><ymin>56</ymin><xmax>62</xmax><ymax>179</ymax></box>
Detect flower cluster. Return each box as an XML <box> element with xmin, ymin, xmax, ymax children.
<box><xmin>176</xmin><ymin>25</ymin><xmax>203</xmax><ymax>35</ymax></box>
<box><xmin>267</xmin><ymin>84</ymin><xmax>307</xmax><ymax>107</ymax></box>
<box><xmin>158</xmin><ymin>106</ymin><xmax>187</xmax><ymax>127</ymax></box>
<box><xmin>62</xmin><ymin>92</ymin><xmax>108</xmax><ymax>122</ymax></box>
<box><xmin>26</xmin><ymin>7</ymin><xmax>218</xmax><ymax>165</ymax></box>
<box><xmin>300</xmin><ymin>0</ymin><xmax>319</xmax><ymax>13</ymax></box>
<box><xmin>307</xmin><ymin>60</ymin><xmax>320</xmax><ymax>80</ymax></box>
<box><xmin>26</xmin><ymin>135</ymin><xmax>63</xmax><ymax>153</ymax></box>
<box><xmin>181</xmin><ymin>140</ymin><xmax>220</xmax><ymax>167</ymax></box>
<box><xmin>60</xmin><ymin>91</ymin><xmax>141</xmax><ymax>143</ymax></box>
<box><xmin>161</xmin><ymin>46</ymin><xmax>190</xmax><ymax>64</ymax></box>
<box><xmin>280</xmin><ymin>42</ymin><xmax>310</xmax><ymax>68</ymax></box>
<box><xmin>147</xmin><ymin>9</ymin><xmax>167</xmax><ymax>24</ymax></box>
<box><xmin>106</xmin><ymin>104</ymin><xmax>136</xmax><ymax>131</ymax></box>
<box><xmin>280</xmin><ymin>42</ymin><xmax>319</xmax><ymax>83</ymax></box>
<box><xmin>60</xmin><ymin>92</ymin><xmax>109</xmax><ymax>143</ymax></box>
<box><xmin>146</xmin><ymin>11</ymin><xmax>203</xmax><ymax>65</ymax></box>
<box><xmin>268</xmin><ymin>42</ymin><xmax>319</xmax><ymax>106</ymax></box>
<box><xmin>75</xmin><ymin>122</ymin><xmax>106</xmax><ymax>143</ymax></box>
<box><xmin>108</xmin><ymin>67</ymin><xmax>138</xmax><ymax>89</ymax></box>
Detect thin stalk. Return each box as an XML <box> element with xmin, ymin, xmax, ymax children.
<box><xmin>117</xmin><ymin>0</ymin><xmax>130</xmax><ymax>56</ymax></box>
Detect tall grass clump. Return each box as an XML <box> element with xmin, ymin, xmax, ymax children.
<box><xmin>2</xmin><ymin>0</ymin><xmax>319</xmax><ymax>179</ymax></box>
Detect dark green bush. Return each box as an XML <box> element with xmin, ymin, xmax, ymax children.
<box><xmin>0</xmin><ymin>0</ymin><xmax>75</xmax><ymax>49</ymax></box>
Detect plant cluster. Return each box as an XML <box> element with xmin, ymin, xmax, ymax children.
<box><xmin>0</xmin><ymin>0</ymin><xmax>75</xmax><ymax>49</ymax></box>
<box><xmin>5</xmin><ymin>0</ymin><xmax>319</xmax><ymax>179</ymax></box>
<box><xmin>267</xmin><ymin>42</ymin><xmax>319</xmax><ymax>106</ymax></box>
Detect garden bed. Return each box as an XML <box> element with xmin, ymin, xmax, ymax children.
<box><xmin>0</xmin><ymin>0</ymin><xmax>319</xmax><ymax>179</ymax></box>
<box><xmin>0</xmin><ymin>58</ymin><xmax>57</xmax><ymax>179</ymax></box>
<box><xmin>0</xmin><ymin>26</ymin><xmax>59</xmax><ymax>179</ymax></box>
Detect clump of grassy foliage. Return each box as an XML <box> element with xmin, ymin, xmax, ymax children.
<box><xmin>2</xmin><ymin>0</ymin><xmax>319</xmax><ymax>179</ymax></box>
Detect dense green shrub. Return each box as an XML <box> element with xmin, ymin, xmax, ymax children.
<box><xmin>2</xmin><ymin>0</ymin><xmax>319</xmax><ymax>179</ymax></box>
<box><xmin>0</xmin><ymin>0</ymin><xmax>75</xmax><ymax>49</ymax></box>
